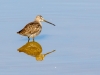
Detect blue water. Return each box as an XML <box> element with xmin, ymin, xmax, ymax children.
<box><xmin>0</xmin><ymin>0</ymin><xmax>100</xmax><ymax>75</ymax></box>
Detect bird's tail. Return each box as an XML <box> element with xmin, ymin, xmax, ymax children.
<box><xmin>17</xmin><ymin>30</ymin><xmax>22</xmax><ymax>34</ymax></box>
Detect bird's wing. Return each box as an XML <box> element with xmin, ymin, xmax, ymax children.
<box><xmin>17</xmin><ymin>22</ymin><xmax>41</xmax><ymax>36</ymax></box>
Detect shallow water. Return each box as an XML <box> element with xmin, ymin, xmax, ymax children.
<box><xmin>0</xmin><ymin>0</ymin><xmax>100</xmax><ymax>75</ymax></box>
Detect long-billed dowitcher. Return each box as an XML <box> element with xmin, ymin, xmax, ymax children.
<box><xmin>17</xmin><ymin>15</ymin><xmax>55</xmax><ymax>42</ymax></box>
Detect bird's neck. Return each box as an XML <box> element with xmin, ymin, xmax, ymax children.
<box><xmin>34</xmin><ymin>20</ymin><xmax>42</xmax><ymax>26</ymax></box>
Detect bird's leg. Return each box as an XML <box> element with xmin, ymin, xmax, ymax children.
<box><xmin>33</xmin><ymin>38</ymin><xmax>34</xmax><ymax>42</ymax></box>
<box><xmin>28</xmin><ymin>37</ymin><xmax>30</xmax><ymax>42</ymax></box>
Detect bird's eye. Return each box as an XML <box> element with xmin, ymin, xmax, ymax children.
<box><xmin>41</xmin><ymin>17</ymin><xmax>43</xmax><ymax>19</ymax></box>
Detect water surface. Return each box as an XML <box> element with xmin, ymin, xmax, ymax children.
<box><xmin>0</xmin><ymin>0</ymin><xmax>100</xmax><ymax>75</ymax></box>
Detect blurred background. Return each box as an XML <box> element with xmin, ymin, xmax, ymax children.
<box><xmin>0</xmin><ymin>0</ymin><xmax>100</xmax><ymax>75</ymax></box>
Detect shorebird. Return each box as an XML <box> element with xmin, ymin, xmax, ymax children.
<box><xmin>17</xmin><ymin>15</ymin><xmax>55</xmax><ymax>42</ymax></box>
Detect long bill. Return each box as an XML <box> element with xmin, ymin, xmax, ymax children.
<box><xmin>44</xmin><ymin>20</ymin><xmax>55</xmax><ymax>26</ymax></box>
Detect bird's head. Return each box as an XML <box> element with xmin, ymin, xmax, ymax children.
<box><xmin>35</xmin><ymin>15</ymin><xmax>55</xmax><ymax>26</ymax></box>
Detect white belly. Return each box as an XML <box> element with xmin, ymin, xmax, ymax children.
<box><xmin>29</xmin><ymin>30</ymin><xmax>41</xmax><ymax>38</ymax></box>
<box><xmin>29</xmin><ymin>33</ymin><xmax>37</xmax><ymax>38</ymax></box>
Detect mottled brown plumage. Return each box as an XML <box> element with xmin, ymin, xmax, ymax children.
<box><xmin>17</xmin><ymin>15</ymin><xmax>55</xmax><ymax>42</ymax></box>
<box><xmin>17</xmin><ymin>21</ymin><xmax>42</xmax><ymax>37</ymax></box>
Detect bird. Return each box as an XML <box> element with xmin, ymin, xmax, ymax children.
<box><xmin>17</xmin><ymin>15</ymin><xmax>55</xmax><ymax>42</ymax></box>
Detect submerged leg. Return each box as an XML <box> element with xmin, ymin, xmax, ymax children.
<box><xmin>33</xmin><ymin>38</ymin><xmax>34</xmax><ymax>42</ymax></box>
<box><xmin>28</xmin><ymin>37</ymin><xmax>30</xmax><ymax>42</ymax></box>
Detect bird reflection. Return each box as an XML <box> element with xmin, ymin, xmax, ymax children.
<box><xmin>17</xmin><ymin>41</ymin><xmax>55</xmax><ymax>61</ymax></box>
